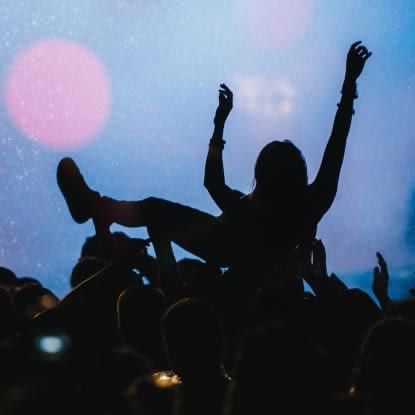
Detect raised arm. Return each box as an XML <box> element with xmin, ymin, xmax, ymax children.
<box><xmin>204</xmin><ymin>84</ymin><xmax>243</xmax><ymax>213</ymax></box>
<box><xmin>372</xmin><ymin>252</ymin><xmax>392</xmax><ymax>309</ymax></box>
<box><xmin>150</xmin><ymin>237</ymin><xmax>183</xmax><ymax>303</ymax></box>
<box><xmin>310</xmin><ymin>42</ymin><xmax>372</xmax><ymax>222</ymax></box>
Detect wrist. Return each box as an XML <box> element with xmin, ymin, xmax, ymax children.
<box><xmin>209</xmin><ymin>137</ymin><xmax>226</xmax><ymax>149</ymax></box>
<box><xmin>344</xmin><ymin>72</ymin><xmax>356</xmax><ymax>83</ymax></box>
<box><xmin>212</xmin><ymin>122</ymin><xmax>224</xmax><ymax>138</ymax></box>
<box><xmin>341</xmin><ymin>77</ymin><xmax>358</xmax><ymax>99</ymax></box>
<box><xmin>214</xmin><ymin>118</ymin><xmax>226</xmax><ymax>128</ymax></box>
<box><xmin>379</xmin><ymin>294</ymin><xmax>391</xmax><ymax>307</ymax></box>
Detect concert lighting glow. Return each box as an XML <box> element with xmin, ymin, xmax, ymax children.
<box><xmin>0</xmin><ymin>0</ymin><xmax>413</xmax><ymax>297</ymax></box>
<box><xmin>4</xmin><ymin>39</ymin><xmax>111</xmax><ymax>150</ymax></box>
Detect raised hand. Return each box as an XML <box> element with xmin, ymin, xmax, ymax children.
<box><xmin>372</xmin><ymin>252</ymin><xmax>391</xmax><ymax>308</ymax></box>
<box><xmin>113</xmin><ymin>237</ymin><xmax>151</xmax><ymax>270</ymax></box>
<box><xmin>214</xmin><ymin>83</ymin><xmax>233</xmax><ymax>126</ymax></box>
<box><xmin>345</xmin><ymin>41</ymin><xmax>372</xmax><ymax>81</ymax></box>
<box><xmin>303</xmin><ymin>239</ymin><xmax>347</xmax><ymax>297</ymax></box>
<box><xmin>312</xmin><ymin>238</ymin><xmax>328</xmax><ymax>279</ymax></box>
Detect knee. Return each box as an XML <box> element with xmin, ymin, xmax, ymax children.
<box><xmin>141</xmin><ymin>197</ymin><xmax>167</xmax><ymax>227</ymax></box>
<box><xmin>141</xmin><ymin>197</ymin><xmax>163</xmax><ymax>211</ymax></box>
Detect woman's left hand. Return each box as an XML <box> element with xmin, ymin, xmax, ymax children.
<box><xmin>214</xmin><ymin>83</ymin><xmax>233</xmax><ymax>126</ymax></box>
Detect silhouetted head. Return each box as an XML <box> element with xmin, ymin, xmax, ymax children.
<box><xmin>14</xmin><ymin>277</ymin><xmax>43</xmax><ymax>291</ymax></box>
<box><xmin>10</xmin><ymin>277</ymin><xmax>43</xmax><ymax>299</ymax></box>
<box><xmin>178</xmin><ymin>258</ymin><xmax>222</xmax><ymax>298</ymax></box>
<box><xmin>0</xmin><ymin>267</ymin><xmax>17</xmax><ymax>289</ymax></box>
<box><xmin>309</xmin><ymin>289</ymin><xmax>380</xmax><ymax>391</ymax></box>
<box><xmin>250</xmin><ymin>279</ymin><xmax>307</xmax><ymax>327</ymax></box>
<box><xmin>229</xmin><ymin>323</ymin><xmax>331</xmax><ymax>415</ymax></box>
<box><xmin>13</xmin><ymin>285</ymin><xmax>59</xmax><ymax>319</ymax></box>
<box><xmin>353</xmin><ymin>318</ymin><xmax>415</xmax><ymax>411</ymax></box>
<box><xmin>253</xmin><ymin>140</ymin><xmax>307</xmax><ymax>201</ymax></box>
<box><xmin>71</xmin><ymin>256</ymin><xmax>108</xmax><ymax>289</ymax></box>
<box><xmin>329</xmin><ymin>289</ymin><xmax>380</xmax><ymax>354</ymax></box>
<box><xmin>384</xmin><ymin>298</ymin><xmax>415</xmax><ymax>322</ymax></box>
<box><xmin>0</xmin><ymin>287</ymin><xmax>23</xmax><ymax>337</ymax></box>
<box><xmin>118</xmin><ymin>286</ymin><xmax>168</xmax><ymax>369</ymax></box>
<box><xmin>81</xmin><ymin>231</ymin><xmax>131</xmax><ymax>258</ymax></box>
<box><xmin>162</xmin><ymin>298</ymin><xmax>223</xmax><ymax>379</ymax></box>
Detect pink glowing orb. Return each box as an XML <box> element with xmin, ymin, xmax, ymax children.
<box><xmin>4</xmin><ymin>39</ymin><xmax>111</xmax><ymax>150</ymax></box>
<box><xmin>241</xmin><ymin>0</ymin><xmax>313</xmax><ymax>49</ymax></box>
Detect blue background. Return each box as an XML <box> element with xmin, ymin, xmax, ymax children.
<box><xmin>0</xmin><ymin>0</ymin><xmax>413</xmax><ymax>299</ymax></box>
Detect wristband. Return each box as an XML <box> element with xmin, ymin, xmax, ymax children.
<box><xmin>336</xmin><ymin>102</ymin><xmax>355</xmax><ymax>115</ymax></box>
<box><xmin>209</xmin><ymin>138</ymin><xmax>226</xmax><ymax>149</ymax></box>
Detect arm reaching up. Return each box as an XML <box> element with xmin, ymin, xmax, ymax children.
<box><xmin>303</xmin><ymin>239</ymin><xmax>347</xmax><ymax>297</ymax></box>
<box><xmin>150</xmin><ymin>237</ymin><xmax>183</xmax><ymax>303</ymax></box>
<box><xmin>310</xmin><ymin>42</ymin><xmax>372</xmax><ymax>222</ymax></box>
<box><xmin>204</xmin><ymin>84</ymin><xmax>243</xmax><ymax>213</ymax></box>
<box><xmin>372</xmin><ymin>252</ymin><xmax>392</xmax><ymax>309</ymax></box>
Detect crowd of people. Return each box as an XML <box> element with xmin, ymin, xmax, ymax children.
<box><xmin>0</xmin><ymin>41</ymin><xmax>414</xmax><ymax>415</ymax></box>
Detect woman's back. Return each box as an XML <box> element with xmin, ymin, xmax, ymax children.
<box><xmin>219</xmin><ymin>190</ymin><xmax>314</xmax><ymax>271</ymax></box>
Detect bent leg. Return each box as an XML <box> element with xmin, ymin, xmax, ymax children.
<box><xmin>55</xmin><ymin>159</ymin><xmax>228</xmax><ymax>262</ymax></box>
<box><xmin>102</xmin><ymin>197</ymin><xmax>230</xmax><ymax>266</ymax></box>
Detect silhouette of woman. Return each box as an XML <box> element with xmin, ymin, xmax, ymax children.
<box><xmin>57</xmin><ymin>42</ymin><xmax>371</xmax><ymax>271</ymax></box>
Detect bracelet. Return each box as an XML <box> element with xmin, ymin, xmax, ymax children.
<box><xmin>336</xmin><ymin>102</ymin><xmax>355</xmax><ymax>115</ymax></box>
<box><xmin>209</xmin><ymin>138</ymin><xmax>226</xmax><ymax>149</ymax></box>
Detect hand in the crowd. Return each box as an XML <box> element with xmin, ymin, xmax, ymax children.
<box><xmin>303</xmin><ymin>239</ymin><xmax>347</xmax><ymax>297</ymax></box>
<box><xmin>345</xmin><ymin>41</ymin><xmax>372</xmax><ymax>81</ymax></box>
<box><xmin>214</xmin><ymin>83</ymin><xmax>233</xmax><ymax>126</ymax></box>
<box><xmin>113</xmin><ymin>237</ymin><xmax>151</xmax><ymax>270</ymax></box>
<box><xmin>372</xmin><ymin>252</ymin><xmax>391</xmax><ymax>308</ymax></box>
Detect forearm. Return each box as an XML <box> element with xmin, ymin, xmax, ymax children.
<box><xmin>310</xmin><ymin>78</ymin><xmax>358</xmax><ymax>219</ymax></box>
<box><xmin>204</xmin><ymin>145</ymin><xmax>225</xmax><ymax>189</ymax></box>
<box><xmin>310</xmin><ymin>42</ymin><xmax>370</xmax><ymax>221</ymax></box>
<box><xmin>151</xmin><ymin>238</ymin><xmax>183</xmax><ymax>302</ymax></box>
<box><xmin>212</xmin><ymin>121</ymin><xmax>225</xmax><ymax>142</ymax></box>
<box><xmin>331</xmin><ymin>77</ymin><xmax>356</xmax><ymax>138</ymax></box>
<box><xmin>376</xmin><ymin>293</ymin><xmax>392</xmax><ymax>310</ymax></box>
<box><xmin>323</xmin><ymin>77</ymin><xmax>356</xmax><ymax>175</ymax></box>
<box><xmin>204</xmin><ymin>121</ymin><xmax>226</xmax><ymax>187</ymax></box>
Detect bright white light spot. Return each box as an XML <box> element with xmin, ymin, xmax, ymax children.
<box><xmin>280</xmin><ymin>99</ymin><xmax>293</xmax><ymax>115</ymax></box>
<box><xmin>233</xmin><ymin>74</ymin><xmax>296</xmax><ymax>121</ymax></box>
<box><xmin>240</xmin><ymin>0</ymin><xmax>313</xmax><ymax>49</ymax></box>
<box><xmin>37</xmin><ymin>336</ymin><xmax>65</xmax><ymax>354</ymax></box>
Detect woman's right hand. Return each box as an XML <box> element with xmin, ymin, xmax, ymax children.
<box><xmin>214</xmin><ymin>83</ymin><xmax>233</xmax><ymax>126</ymax></box>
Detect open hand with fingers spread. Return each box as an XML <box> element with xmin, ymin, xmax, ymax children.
<box><xmin>214</xmin><ymin>83</ymin><xmax>233</xmax><ymax>126</ymax></box>
<box><xmin>372</xmin><ymin>252</ymin><xmax>391</xmax><ymax>308</ymax></box>
<box><xmin>345</xmin><ymin>41</ymin><xmax>372</xmax><ymax>81</ymax></box>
